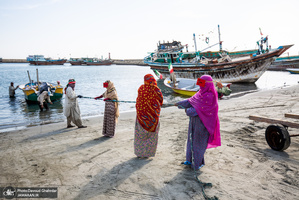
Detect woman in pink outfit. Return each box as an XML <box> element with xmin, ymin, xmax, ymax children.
<box><xmin>176</xmin><ymin>75</ymin><xmax>221</xmax><ymax>170</ymax></box>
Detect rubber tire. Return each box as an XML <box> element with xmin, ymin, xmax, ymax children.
<box><xmin>265</xmin><ymin>125</ymin><xmax>291</xmax><ymax>151</ymax></box>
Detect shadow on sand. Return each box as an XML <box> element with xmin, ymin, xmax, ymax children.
<box><xmin>20</xmin><ymin>127</ymin><xmax>74</xmax><ymax>143</ymax></box>
<box><xmin>73</xmin><ymin>157</ymin><xmax>152</xmax><ymax>200</ymax></box>
<box><xmin>57</xmin><ymin>136</ymin><xmax>111</xmax><ymax>155</ymax></box>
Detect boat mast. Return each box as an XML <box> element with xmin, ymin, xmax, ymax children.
<box><xmin>193</xmin><ymin>33</ymin><xmax>198</xmax><ymax>52</ymax></box>
<box><xmin>27</xmin><ymin>70</ymin><xmax>32</xmax><ymax>88</ymax></box>
<box><xmin>36</xmin><ymin>68</ymin><xmax>40</xmax><ymax>90</ymax></box>
<box><xmin>218</xmin><ymin>25</ymin><xmax>222</xmax><ymax>52</ymax></box>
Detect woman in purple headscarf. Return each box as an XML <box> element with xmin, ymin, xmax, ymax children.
<box><xmin>175</xmin><ymin>75</ymin><xmax>221</xmax><ymax>170</ymax></box>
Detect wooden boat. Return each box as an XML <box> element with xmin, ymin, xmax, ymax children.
<box><xmin>286</xmin><ymin>68</ymin><xmax>299</xmax><ymax>74</ymax></box>
<box><xmin>147</xmin><ymin>45</ymin><xmax>292</xmax><ymax>83</ymax></box>
<box><xmin>268</xmin><ymin>55</ymin><xmax>299</xmax><ymax>71</ymax></box>
<box><xmin>19</xmin><ymin>81</ymin><xmax>63</xmax><ymax>103</ymax></box>
<box><xmin>69</xmin><ymin>56</ymin><xmax>113</xmax><ymax>66</ymax></box>
<box><xmin>69</xmin><ymin>58</ymin><xmax>84</xmax><ymax>65</ymax></box>
<box><xmin>145</xmin><ymin>27</ymin><xmax>263</xmax><ymax>65</ymax></box>
<box><xmin>145</xmin><ymin>46</ymin><xmax>260</xmax><ymax>64</ymax></box>
<box><xmin>84</xmin><ymin>60</ymin><xmax>113</xmax><ymax>65</ymax></box>
<box><xmin>164</xmin><ymin>77</ymin><xmax>232</xmax><ymax>98</ymax></box>
<box><xmin>145</xmin><ymin>47</ymin><xmax>262</xmax><ymax>64</ymax></box>
<box><xmin>31</xmin><ymin>59</ymin><xmax>67</xmax><ymax>65</ymax></box>
<box><xmin>27</xmin><ymin>55</ymin><xmax>67</xmax><ymax>65</ymax></box>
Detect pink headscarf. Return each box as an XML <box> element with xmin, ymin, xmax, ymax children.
<box><xmin>188</xmin><ymin>75</ymin><xmax>221</xmax><ymax>149</ymax></box>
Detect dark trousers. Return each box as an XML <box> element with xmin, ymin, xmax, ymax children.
<box><xmin>39</xmin><ymin>102</ymin><xmax>49</xmax><ymax>111</ymax></box>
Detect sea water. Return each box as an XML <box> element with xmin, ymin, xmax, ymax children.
<box><xmin>0</xmin><ymin>63</ymin><xmax>298</xmax><ymax>132</ymax></box>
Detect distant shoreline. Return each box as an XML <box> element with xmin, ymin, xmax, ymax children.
<box><xmin>0</xmin><ymin>59</ymin><xmax>147</xmax><ymax>66</ymax></box>
<box><xmin>1</xmin><ymin>58</ymin><xmax>298</xmax><ymax>70</ymax></box>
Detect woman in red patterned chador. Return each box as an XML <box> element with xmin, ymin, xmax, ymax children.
<box><xmin>134</xmin><ymin>74</ymin><xmax>163</xmax><ymax>158</ymax></box>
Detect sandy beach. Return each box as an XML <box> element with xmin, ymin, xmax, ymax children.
<box><xmin>1</xmin><ymin>85</ymin><xmax>299</xmax><ymax>200</ymax></box>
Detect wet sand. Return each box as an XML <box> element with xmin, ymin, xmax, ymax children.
<box><xmin>1</xmin><ymin>85</ymin><xmax>299</xmax><ymax>199</ymax></box>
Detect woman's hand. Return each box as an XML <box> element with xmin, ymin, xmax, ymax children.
<box><xmin>94</xmin><ymin>95</ymin><xmax>103</xmax><ymax>100</ymax></box>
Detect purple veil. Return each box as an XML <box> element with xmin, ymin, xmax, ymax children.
<box><xmin>188</xmin><ymin>75</ymin><xmax>221</xmax><ymax>149</ymax></box>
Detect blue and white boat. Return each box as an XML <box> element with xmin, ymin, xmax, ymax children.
<box><xmin>27</xmin><ymin>55</ymin><xmax>67</xmax><ymax>65</ymax></box>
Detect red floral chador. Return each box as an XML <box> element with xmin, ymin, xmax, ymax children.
<box><xmin>136</xmin><ymin>74</ymin><xmax>163</xmax><ymax>132</ymax></box>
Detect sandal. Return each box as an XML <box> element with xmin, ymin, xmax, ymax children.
<box><xmin>181</xmin><ymin>161</ymin><xmax>191</xmax><ymax>165</ymax></box>
<box><xmin>197</xmin><ymin>164</ymin><xmax>205</xmax><ymax>170</ymax></box>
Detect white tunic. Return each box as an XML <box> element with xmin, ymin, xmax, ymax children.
<box><xmin>37</xmin><ymin>91</ymin><xmax>51</xmax><ymax>106</ymax></box>
<box><xmin>64</xmin><ymin>87</ymin><xmax>80</xmax><ymax>117</ymax></box>
<box><xmin>9</xmin><ymin>86</ymin><xmax>17</xmax><ymax>97</ymax></box>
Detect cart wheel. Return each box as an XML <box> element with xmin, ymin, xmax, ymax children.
<box><xmin>265</xmin><ymin>125</ymin><xmax>291</xmax><ymax>151</ymax></box>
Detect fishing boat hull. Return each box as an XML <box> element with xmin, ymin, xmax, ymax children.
<box><xmin>268</xmin><ymin>56</ymin><xmax>299</xmax><ymax>71</ymax></box>
<box><xmin>286</xmin><ymin>68</ymin><xmax>299</xmax><ymax>74</ymax></box>
<box><xmin>19</xmin><ymin>82</ymin><xmax>63</xmax><ymax>103</ymax></box>
<box><xmin>164</xmin><ymin>77</ymin><xmax>232</xmax><ymax>97</ymax></box>
<box><xmin>169</xmin><ymin>86</ymin><xmax>198</xmax><ymax>96</ymax></box>
<box><xmin>85</xmin><ymin>60</ymin><xmax>113</xmax><ymax>65</ymax></box>
<box><xmin>69</xmin><ymin>61</ymin><xmax>83</xmax><ymax>65</ymax></box>
<box><xmin>29</xmin><ymin>59</ymin><xmax>67</xmax><ymax>65</ymax></box>
<box><xmin>148</xmin><ymin>45</ymin><xmax>292</xmax><ymax>83</ymax></box>
<box><xmin>69</xmin><ymin>58</ymin><xmax>84</xmax><ymax>65</ymax></box>
<box><xmin>146</xmin><ymin>49</ymin><xmax>260</xmax><ymax>64</ymax></box>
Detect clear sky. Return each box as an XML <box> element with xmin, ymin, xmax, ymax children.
<box><xmin>0</xmin><ymin>0</ymin><xmax>298</xmax><ymax>59</ymax></box>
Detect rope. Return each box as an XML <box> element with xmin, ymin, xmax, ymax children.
<box><xmin>80</xmin><ymin>96</ymin><xmax>136</xmax><ymax>103</ymax></box>
<box><xmin>161</xmin><ymin>103</ymin><xmax>177</xmax><ymax>108</ymax></box>
<box><xmin>179</xmin><ymin>104</ymin><xmax>218</xmax><ymax>200</ymax></box>
<box><xmin>80</xmin><ymin>96</ymin><xmax>93</xmax><ymax>99</ymax></box>
<box><xmin>81</xmin><ymin>97</ymin><xmax>187</xmax><ymax>107</ymax></box>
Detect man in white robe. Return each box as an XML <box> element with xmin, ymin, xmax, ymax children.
<box><xmin>64</xmin><ymin>79</ymin><xmax>87</xmax><ymax>128</ymax></box>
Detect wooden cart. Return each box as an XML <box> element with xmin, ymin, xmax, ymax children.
<box><xmin>249</xmin><ymin>114</ymin><xmax>299</xmax><ymax>151</ymax></box>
